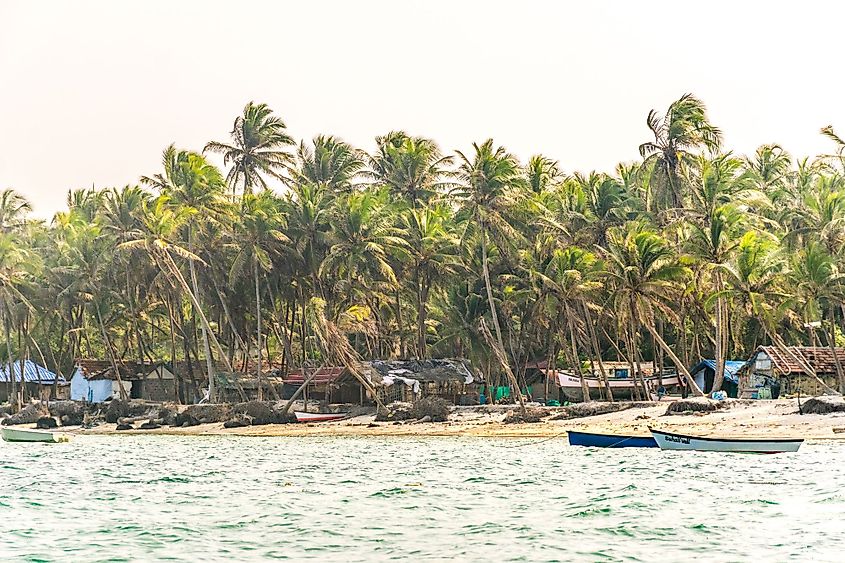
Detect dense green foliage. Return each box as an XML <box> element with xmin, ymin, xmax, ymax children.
<box><xmin>5</xmin><ymin>96</ymin><xmax>845</xmax><ymax>402</ymax></box>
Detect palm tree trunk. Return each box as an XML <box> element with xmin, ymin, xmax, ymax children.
<box><xmin>417</xmin><ymin>280</ymin><xmax>429</xmax><ymax>360</ymax></box>
<box><xmin>641</xmin><ymin>321</ymin><xmax>704</xmax><ymax>396</ymax></box>
<box><xmin>186</xmin><ymin>232</ymin><xmax>221</xmax><ymax>402</ymax></box>
<box><xmin>712</xmin><ymin>271</ymin><xmax>727</xmax><ymax>393</ymax></box>
<box><xmin>95</xmin><ymin>304</ymin><xmax>129</xmax><ymax>401</ymax></box>
<box><xmin>480</xmin><ymin>224</ymin><xmax>507</xmax><ymax>358</ymax></box>
<box><xmin>4</xmin><ymin>310</ymin><xmax>17</xmax><ymax>412</ymax></box>
<box><xmin>564</xmin><ymin>304</ymin><xmax>589</xmax><ymax>402</ymax></box>
<box><xmin>254</xmin><ymin>256</ymin><xmax>264</xmax><ymax>401</ymax></box>
<box><xmin>582</xmin><ymin>301</ymin><xmax>613</xmax><ymax>402</ymax></box>
<box><xmin>829</xmin><ymin>305</ymin><xmax>845</xmax><ymax>394</ymax></box>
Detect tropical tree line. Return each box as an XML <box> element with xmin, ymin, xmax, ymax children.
<box><xmin>3</xmin><ymin>94</ymin><xmax>845</xmax><ymax>408</ymax></box>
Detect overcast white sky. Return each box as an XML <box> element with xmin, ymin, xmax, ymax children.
<box><xmin>2</xmin><ymin>0</ymin><xmax>844</xmax><ymax>218</ymax></box>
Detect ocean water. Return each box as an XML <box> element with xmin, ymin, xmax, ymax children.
<box><xmin>1</xmin><ymin>436</ymin><xmax>843</xmax><ymax>562</ymax></box>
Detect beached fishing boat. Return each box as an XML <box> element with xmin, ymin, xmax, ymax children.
<box><xmin>649</xmin><ymin>428</ymin><xmax>802</xmax><ymax>453</ymax></box>
<box><xmin>293</xmin><ymin>411</ymin><xmax>347</xmax><ymax>423</ymax></box>
<box><xmin>568</xmin><ymin>430</ymin><xmax>657</xmax><ymax>448</ymax></box>
<box><xmin>551</xmin><ymin>371</ymin><xmax>680</xmax><ymax>400</ymax></box>
<box><xmin>1</xmin><ymin>427</ymin><xmax>70</xmax><ymax>443</ymax></box>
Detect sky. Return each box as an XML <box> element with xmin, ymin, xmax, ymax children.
<box><xmin>1</xmin><ymin>0</ymin><xmax>844</xmax><ymax>218</ymax></box>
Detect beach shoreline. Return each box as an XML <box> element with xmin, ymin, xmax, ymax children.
<box><xmin>15</xmin><ymin>398</ymin><xmax>842</xmax><ymax>440</ymax></box>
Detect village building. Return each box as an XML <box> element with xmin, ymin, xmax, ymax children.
<box><xmin>70</xmin><ymin>359</ymin><xmax>176</xmax><ymax>403</ymax></box>
<box><xmin>741</xmin><ymin>346</ymin><xmax>845</xmax><ymax>398</ymax></box>
<box><xmin>280</xmin><ymin>367</ymin><xmax>367</xmax><ymax>404</ymax></box>
<box><xmin>690</xmin><ymin>360</ymin><xmax>746</xmax><ymax>397</ymax></box>
<box><xmin>362</xmin><ymin>359</ymin><xmax>483</xmax><ymax>405</ymax></box>
<box><xmin>0</xmin><ymin>360</ymin><xmax>69</xmax><ymax>402</ymax></box>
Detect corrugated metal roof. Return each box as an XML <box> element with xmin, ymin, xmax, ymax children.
<box><xmin>0</xmin><ymin>360</ymin><xmax>66</xmax><ymax>384</ymax></box>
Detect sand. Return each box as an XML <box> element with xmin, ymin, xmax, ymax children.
<box><xmin>60</xmin><ymin>398</ymin><xmax>845</xmax><ymax>440</ymax></box>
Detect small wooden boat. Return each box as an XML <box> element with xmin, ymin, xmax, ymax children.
<box><xmin>1</xmin><ymin>427</ymin><xmax>70</xmax><ymax>443</ymax></box>
<box><xmin>649</xmin><ymin>428</ymin><xmax>802</xmax><ymax>454</ymax></box>
<box><xmin>293</xmin><ymin>411</ymin><xmax>347</xmax><ymax>423</ymax></box>
<box><xmin>550</xmin><ymin>371</ymin><xmax>680</xmax><ymax>400</ymax></box>
<box><xmin>568</xmin><ymin>430</ymin><xmax>657</xmax><ymax>448</ymax></box>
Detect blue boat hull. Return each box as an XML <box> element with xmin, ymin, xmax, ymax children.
<box><xmin>568</xmin><ymin>430</ymin><xmax>658</xmax><ymax>448</ymax></box>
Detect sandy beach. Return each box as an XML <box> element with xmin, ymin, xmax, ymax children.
<box><xmin>55</xmin><ymin>398</ymin><xmax>845</xmax><ymax>440</ymax></box>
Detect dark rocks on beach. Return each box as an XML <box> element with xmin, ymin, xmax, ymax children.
<box><xmin>412</xmin><ymin>397</ymin><xmax>450</xmax><ymax>422</ymax></box>
<box><xmin>181</xmin><ymin>404</ymin><xmax>231</xmax><ymax>424</ymax></box>
<box><xmin>48</xmin><ymin>401</ymin><xmax>84</xmax><ymax>426</ymax></box>
<box><xmin>36</xmin><ymin>416</ymin><xmax>58</xmax><ymax>429</ymax></box>
<box><xmin>2</xmin><ymin>403</ymin><xmax>47</xmax><ymax>426</ymax></box>
<box><xmin>157</xmin><ymin>404</ymin><xmax>179</xmax><ymax>426</ymax></box>
<box><xmin>174</xmin><ymin>413</ymin><xmax>201</xmax><ymax>427</ymax></box>
<box><xmin>116</xmin><ymin>422</ymin><xmax>134</xmax><ymax>430</ymax></box>
<box><xmin>104</xmin><ymin>399</ymin><xmax>150</xmax><ymax>423</ymax></box>
<box><xmin>139</xmin><ymin>420</ymin><xmax>161</xmax><ymax>430</ymax></box>
<box><xmin>223</xmin><ymin>414</ymin><xmax>252</xmax><ymax>428</ymax></box>
<box><xmin>800</xmin><ymin>397</ymin><xmax>845</xmax><ymax>414</ymax></box>
<box><xmin>232</xmin><ymin>401</ymin><xmax>274</xmax><ymax>425</ymax></box>
<box><xmin>504</xmin><ymin>407</ymin><xmax>547</xmax><ymax>424</ymax></box>
<box><xmin>375</xmin><ymin>402</ymin><xmax>415</xmax><ymax>422</ymax></box>
<box><xmin>664</xmin><ymin>399</ymin><xmax>726</xmax><ymax>415</ymax></box>
<box><xmin>550</xmin><ymin>402</ymin><xmax>633</xmax><ymax>420</ymax></box>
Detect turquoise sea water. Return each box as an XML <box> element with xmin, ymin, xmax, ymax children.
<box><xmin>1</xmin><ymin>436</ymin><xmax>844</xmax><ymax>562</ymax></box>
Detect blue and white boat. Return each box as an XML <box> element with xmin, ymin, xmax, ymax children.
<box><xmin>568</xmin><ymin>430</ymin><xmax>658</xmax><ymax>448</ymax></box>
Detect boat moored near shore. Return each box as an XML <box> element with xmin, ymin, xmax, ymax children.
<box><xmin>649</xmin><ymin>428</ymin><xmax>803</xmax><ymax>453</ymax></box>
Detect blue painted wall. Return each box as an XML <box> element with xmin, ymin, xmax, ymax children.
<box><xmin>70</xmin><ymin>368</ymin><xmax>114</xmax><ymax>403</ymax></box>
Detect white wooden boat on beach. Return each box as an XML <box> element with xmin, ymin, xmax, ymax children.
<box><xmin>1</xmin><ymin>427</ymin><xmax>70</xmax><ymax>443</ymax></box>
<box><xmin>293</xmin><ymin>411</ymin><xmax>347</xmax><ymax>423</ymax></box>
<box><xmin>649</xmin><ymin>428</ymin><xmax>802</xmax><ymax>454</ymax></box>
<box><xmin>551</xmin><ymin>371</ymin><xmax>680</xmax><ymax>399</ymax></box>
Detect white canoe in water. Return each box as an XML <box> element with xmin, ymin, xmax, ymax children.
<box><xmin>650</xmin><ymin>428</ymin><xmax>802</xmax><ymax>454</ymax></box>
<box><xmin>293</xmin><ymin>411</ymin><xmax>347</xmax><ymax>423</ymax></box>
<box><xmin>1</xmin><ymin>427</ymin><xmax>70</xmax><ymax>443</ymax></box>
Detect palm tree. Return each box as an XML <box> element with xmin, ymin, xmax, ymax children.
<box><xmin>400</xmin><ymin>204</ymin><xmax>461</xmax><ymax>358</ymax></box>
<box><xmin>228</xmin><ymin>190</ymin><xmax>290</xmax><ymax>399</ymax></box>
<box><xmin>455</xmin><ymin>140</ymin><xmax>527</xmax><ymax>404</ymax></box>
<box><xmin>204</xmin><ymin>102</ymin><xmax>295</xmax><ymax>194</ymax></box>
<box><xmin>370</xmin><ymin>132</ymin><xmax>454</xmax><ymax>207</ymax></box>
<box><xmin>0</xmin><ymin>190</ymin><xmax>32</xmax><ymax>233</ymax></box>
<box><xmin>525</xmin><ymin>155</ymin><xmax>562</xmax><ymax>194</ymax></box>
<box><xmin>143</xmin><ymin>146</ymin><xmax>229</xmax><ymax>400</ymax></box>
<box><xmin>604</xmin><ymin>222</ymin><xmax>704</xmax><ymax>395</ymax></box>
<box><xmin>295</xmin><ymin>135</ymin><xmax>366</xmax><ymax>193</ymax></box>
<box><xmin>639</xmin><ymin>94</ymin><xmax>722</xmax><ymax>214</ymax></box>
<box><xmin>537</xmin><ymin>246</ymin><xmax>606</xmax><ymax>401</ymax></box>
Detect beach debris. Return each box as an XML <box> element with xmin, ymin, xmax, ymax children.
<box><xmin>664</xmin><ymin>399</ymin><xmax>727</xmax><ymax>415</ymax></box>
<box><xmin>375</xmin><ymin>402</ymin><xmax>415</xmax><ymax>422</ymax></box>
<box><xmin>412</xmin><ymin>397</ymin><xmax>450</xmax><ymax>422</ymax></box>
<box><xmin>139</xmin><ymin>420</ymin><xmax>161</xmax><ymax>430</ymax></box>
<box><xmin>232</xmin><ymin>401</ymin><xmax>274</xmax><ymax>425</ymax></box>
<box><xmin>36</xmin><ymin>416</ymin><xmax>58</xmax><ymax>429</ymax></box>
<box><xmin>104</xmin><ymin>399</ymin><xmax>150</xmax><ymax>423</ymax></box>
<box><xmin>550</xmin><ymin>402</ymin><xmax>633</xmax><ymax>420</ymax></box>
<box><xmin>115</xmin><ymin>422</ymin><xmax>134</xmax><ymax>431</ymax></box>
<box><xmin>223</xmin><ymin>413</ymin><xmax>253</xmax><ymax>428</ymax></box>
<box><xmin>800</xmin><ymin>397</ymin><xmax>845</xmax><ymax>414</ymax></box>
<box><xmin>415</xmin><ymin>415</ymin><xmax>432</xmax><ymax>424</ymax></box>
<box><xmin>1</xmin><ymin>402</ymin><xmax>47</xmax><ymax>426</ymax></box>
<box><xmin>180</xmin><ymin>404</ymin><xmax>231</xmax><ymax>424</ymax></box>
<box><xmin>504</xmin><ymin>407</ymin><xmax>547</xmax><ymax>424</ymax></box>
<box><xmin>48</xmin><ymin>401</ymin><xmax>85</xmax><ymax>426</ymax></box>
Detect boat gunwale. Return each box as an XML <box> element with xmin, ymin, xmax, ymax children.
<box><xmin>567</xmin><ymin>430</ymin><xmax>654</xmax><ymax>440</ymax></box>
<box><xmin>649</xmin><ymin>427</ymin><xmax>804</xmax><ymax>444</ymax></box>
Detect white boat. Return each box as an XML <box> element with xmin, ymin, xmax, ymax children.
<box><xmin>1</xmin><ymin>427</ymin><xmax>70</xmax><ymax>443</ymax></box>
<box><xmin>549</xmin><ymin>371</ymin><xmax>680</xmax><ymax>400</ymax></box>
<box><xmin>649</xmin><ymin>428</ymin><xmax>802</xmax><ymax>454</ymax></box>
<box><xmin>293</xmin><ymin>411</ymin><xmax>347</xmax><ymax>423</ymax></box>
